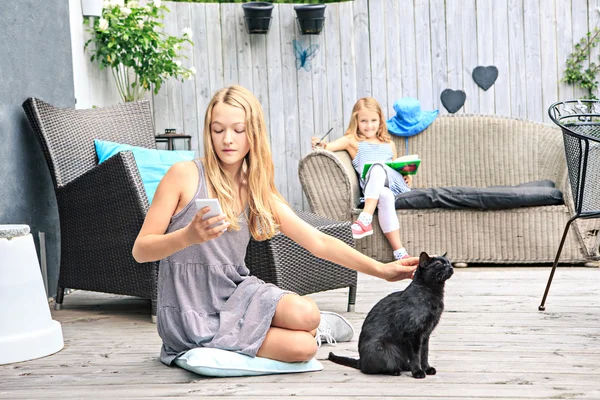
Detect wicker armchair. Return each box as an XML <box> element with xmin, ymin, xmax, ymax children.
<box><xmin>245</xmin><ymin>211</ymin><xmax>357</xmax><ymax>311</ymax></box>
<box><xmin>22</xmin><ymin>98</ymin><xmax>159</xmax><ymax>319</ymax></box>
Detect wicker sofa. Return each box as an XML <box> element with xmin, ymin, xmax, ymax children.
<box><xmin>298</xmin><ymin>114</ymin><xmax>600</xmax><ymax>265</ymax></box>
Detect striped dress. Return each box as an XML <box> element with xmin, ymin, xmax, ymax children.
<box><xmin>351</xmin><ymin>141</ymin><xmax>411</xmax><ymax>197</ymax></box>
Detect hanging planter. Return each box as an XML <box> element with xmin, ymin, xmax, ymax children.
<box><xmin>81</xmin><ymin>0</ymin><xmax>103</xmax><ymax>17</ymax></box>
<box><xmin>294</xmin><ymin>4</ymin><xmax>326</xmax><ymax>35</ymax></box>
<box><xmin>242</xmin><ymin>2</ymin><xmax>274</xmax><ymax>35</ymax></box>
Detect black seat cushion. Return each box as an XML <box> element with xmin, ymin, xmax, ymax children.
<box><xmin>391</xmin><ymin>180</ymin><xmax>563</xmax><ymax>210</ymax></box>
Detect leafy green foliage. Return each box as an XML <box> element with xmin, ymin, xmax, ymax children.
<box><xmin>85</xmin><ymin>0</ymin><xmax>194</xmax><ymax>102</ymax></box>
<box><xmin>564</xmin><ymin>27</ymin><xmax>600</xmax><ymax>99</ymax></box>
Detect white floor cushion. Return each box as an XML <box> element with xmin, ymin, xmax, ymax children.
<box><xmin>174</xmin><ymin>347</ymin><xmax>323</xmax><ymax>377</ymax></box>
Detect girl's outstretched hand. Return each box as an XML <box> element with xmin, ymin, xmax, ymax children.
<box><xmin>185</xmin><ymin>207</ymin><xmax>230</xmax><ymax>245</ymax></box>
<box><xmin>382</xmin><ymin>257</ymin><xmax>419</xmax><ymax>282</ymax></box>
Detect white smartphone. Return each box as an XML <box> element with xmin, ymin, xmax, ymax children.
<box><xmin>195</xmin><ymin>198</ymin><xmax>226</xmax><ymax>228</ymax></box>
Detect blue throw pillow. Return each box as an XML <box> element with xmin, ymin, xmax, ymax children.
<box><xmin>173</xmin><ymin>347</ymin><xmax>324</xmax><ymax>377</ymax></box>
<box><xmin>94</xmin><ymin>139</ymin><xmax>195</xmax><ymax>204</ymax></box>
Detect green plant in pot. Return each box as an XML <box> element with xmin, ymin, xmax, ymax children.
<box><xmin>86</xmin><ymin>0</ymin><xmax>195</xmax><ymax>102</ymax></box>
<box><xmin>242</xmin><ymin>2</ymin><xmax>274</xmax><ymax>34</ymax></box>
<box><xmin>294</xmin><ymin>3</ymin><xmax>326</xmax><ymax>35</ymax></box>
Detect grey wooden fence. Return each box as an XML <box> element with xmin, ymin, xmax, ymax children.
<box><xmin>84</xmin><ymin>0</ymin><xmax>600</xmax><ymax>209</ymax></box>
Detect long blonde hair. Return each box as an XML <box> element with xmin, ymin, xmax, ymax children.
<box><xmin>344</xmin><ymin>97</ymin><xmax>391</xmax><ymax>143</ymax></box>
<box><xmin>203</xmin><ymin>85</ymin><xmax>285</xmax><ymax>241</ymax></box>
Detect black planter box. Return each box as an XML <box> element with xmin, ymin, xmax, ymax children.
<box><xmin>294</xmin><ymin>4</ymin><xmax>326</xmax><ymax>35</ymax></box>
<box><xmin>242</xmin><ymin>2</ymin><xmax>274</xmax><ymax>34</ymax></box>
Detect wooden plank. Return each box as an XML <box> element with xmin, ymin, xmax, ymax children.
<box><xmin>165</xmin><ymin>5</ymin><xmax>183</xmax><ymax>134</ymax></box>
<box><xmin>555</xmin><ymin>0</ymin><xmax>575</xmax><ymax>101</ymax></box>
<box><xmin>3</xmin><ymin>382</ymin><xmax>600</xmax><ymax>398</ymax></box>
<box><xmin>294</xmin><ymin>26</ymin><xmax>315</xmax><ymax>210</ymax></box>
<box><xmin>190</xmin><ymin>3</ymin><xmax>210</xmax><ymax>155</ymax></box>
<box><xmin>492</xmin><ymin>0</ymin><xmax>512</xmax><ymax>117</ymax></box>
<box><xmin>278</xmin><ymin>5</ymin><xmax>302</xmax><ymax>210</ymax></box>
<box><xmin>176</xmin><ymin>2</ymin><xmax>198</xmax><ymax>150</ymax></box>
<box><xmin>414</xmin><ymin>0</ymin><xmax>434</xmax><ymax>111</ymax></box>
<box><xmin>338</xmin><ymin>0</ymin><xmax>357</xmax><ymax>128</ymax></box>
<box><xmin>476</xmin><ymin>0</ymin><xmax>495</xmax><ymax>115</ymax></box>
<box><xmin>220</xmin><ymin>3</ymin><xmax>239</xmax><ymax>86</ymax></box>
<box><xmin>206</xmin><ymin>4</ymin><xmax>224</xmax><ymax>97</ymax></box>
<box><xmin>353</xmin><ymin>0</ymin><xmax>371</xmax><ymax>98</ymax></box>
<box><xmin>324</xmin><ymin>3</ymin><xmax>345</xmax><ymax>142</ymax></box>
<box><xmin>384</xmin><ymin>0</ymin><xmax>402</xmax><ymax>118</ymax></box>
<box><xmin>234</xmin><ymin>4</ymin><xmax>253</xmax><ymax>91</ymax></box>
<box><xmin>588</xmin><ymin>0</ymin><xmax>600</xmax><ymax>99</ymax></box>
<box><xmin>523</xmin><ymin>0</ymin><xmax>544</xmax><ymax>123</ymax></box>
<box><xmin>399</xmin><ymin>0</ymin><xmax>417</xmax><ymax>98</ymax></box>
<box><xmin>265</xmin><ymin>5</ymin><xmax>287</xmax><ymax>201</ymax></box>
<box><xmin>508</xmin><ymin>0</ymin><xmax>527</xmax><ymax>119</ymax></box>
<box><xmin>368</xmin><ymin>0</ymin><xmax>387</xmax><ymax>112</ymax></box>
<box><xmin>429</xmin><ymin>0</ymin><xmax>448</xmax><ymax>115</ymax></box>
<box><xmin>539</xmin><ymin>0</ymin><xmax>559</xmax><ymax>123</ymax></box>
<box><xmin>461</xmin><ymin>0</ymin><xmax>479</xmax><ymax>114</ymax></box>
<box><xmin>250</xmin><ymin>34</ymin><xmax>269</xmax><ymax>128</ymax></box>
<box><xmin>571</xmin><ymin>0</ymin><xmax>589</xmax><ymax>100</ymax></box>
<box><xmin>310</xmin><ymin>14</ymin><xmax>330</xmax><ymax>150</ymax></box>
<box><xmin>445</xmin><ymin>0</ymin><xmax>464</xmax><ymax>113</ymax></box>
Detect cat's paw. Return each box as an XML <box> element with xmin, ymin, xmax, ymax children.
<box><xmin>412</xmin><ymin>369</ymin><xmax>426</xmax><ymax>379</ymax></box>
<box><xmin>425</xmin><ymin>367</ymin><xmax>436</xmax><ymax>375</ymax></box>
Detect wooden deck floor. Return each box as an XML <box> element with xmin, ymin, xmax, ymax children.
<box><xmin>1</xmin><ymin>267</ymin><xmax>599</xmax><ymax>399</ymax></box>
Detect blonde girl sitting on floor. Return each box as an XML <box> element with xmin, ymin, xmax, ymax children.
<box><xmin>133</xmin><ymin>86</ymin><xmax>418</xmax><ymax>366</ymax></box>
<box><xmin>312</xmin><ymin>97</ymin><xmax>412</xmax><ymax>260</ymax></box>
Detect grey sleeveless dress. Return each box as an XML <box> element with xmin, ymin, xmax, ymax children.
<box><xmin>157</xmin><ymin>160</ymin><xmax>288</xmax><ymax>365</ymax></box>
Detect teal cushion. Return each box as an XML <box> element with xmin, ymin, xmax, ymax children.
<box><xmin>173</xmin><ymin>347</ymin><xmax>323</xmax><ymax>377</ymax></box>
<box><xmin>94</xmin><ymin>140</ymin><xmax>195</xmax><ymax>204</ymax></box>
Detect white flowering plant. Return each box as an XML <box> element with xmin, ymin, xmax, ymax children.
<box><xmin>86</xmin><ymin>0</ymin><xmax>195</xmax><ymax>102</ymax></box>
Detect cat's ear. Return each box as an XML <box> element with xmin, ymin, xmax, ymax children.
<box><xmin>442</xmin><ymin>252</ymin><xmax>448</xmax><ymax>258</ymax></box>
<box><xmin>419</xmin><ymin>252</ymin><xmax>431</xmax><ymax>265</ymax></box>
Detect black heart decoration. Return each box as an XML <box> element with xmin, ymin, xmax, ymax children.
<box><xmin>472</xmin><ymin>66</ymin><xmax>498</xmax><ymax>91</ymax></box>
<box><xmin>440</xmin><ymin>89</ymin><xmax>466</xmax><ymax>113</ymax></box>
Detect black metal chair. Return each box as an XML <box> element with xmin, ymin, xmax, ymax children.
<box><xmin>22</xmin><ymin>98</ymin><xmax>160</xmax><ymax>319</ymax></box>
<box><xmin>540</xmin><ymin>100</ymin><xmax>600</xmax><ymax>311</ymax></box>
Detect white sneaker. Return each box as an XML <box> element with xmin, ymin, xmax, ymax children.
<box><xmin>315</xmin><ymin>311</ymin><xmax>355</xmax><ymax>347</ymax></box>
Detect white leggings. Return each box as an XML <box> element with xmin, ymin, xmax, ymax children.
<box><xmin>363</xmin><ymin>165</ymin><xmax>399</xmax><ymax>233</ymax></box>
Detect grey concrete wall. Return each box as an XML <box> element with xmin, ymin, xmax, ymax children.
<box><xmin>0</xmin><ymin>0</ymin><xmax>75</xmax><ymax>297</ymax></box>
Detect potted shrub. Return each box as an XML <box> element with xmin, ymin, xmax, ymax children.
<box><xmin>294</xmin><ymin>4</ymin><xmax>326</xmax><ymax>35</ymax></box>
<box><xmin>85</xmin><ymin>0</ymin><xmax>195</xmax><ymax>102</ymax></box>
<box><xmin>242</xmin><ymin>2</ymin><xmax>274</xmax><ymax>35</ymax></box>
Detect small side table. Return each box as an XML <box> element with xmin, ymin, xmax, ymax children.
<box><xmin>155</xmin><ymin>133</ymin><xmax>192</xmax><ymax>151</ymax></box>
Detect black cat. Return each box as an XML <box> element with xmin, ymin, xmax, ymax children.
<box><xmin>328</xmin><ymin>252</ymin><xmax>453</xmax><ymax>378</ymax></box>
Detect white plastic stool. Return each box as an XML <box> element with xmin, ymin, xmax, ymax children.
<box><xmin>0</xmin><ymin>225</ymin><xmax>64</xmax><ymax>364</ymax></box>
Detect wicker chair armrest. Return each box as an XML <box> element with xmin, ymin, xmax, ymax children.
<box><xmin>298</xmin><ymin>150</ymin><xmax>359</xmax><ymax>222</ymax></box>
<box><xmin>57</xmin><ymin>150</ymin><xmax>149</xmax><ymax>216</ymax></box>
<box><xmin>55</xmin><ymin>151</ymin><xmax>153</xmax><ymax>274</ymax></box>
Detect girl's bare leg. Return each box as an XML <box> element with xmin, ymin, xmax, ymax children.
<box><xmin>271</xmin><ymin>293</ymin><xmax>320</xmax><ymax>332</ymax></box>
<box><xmin>256</xmin><ymin>327</ymin><xmax>318</xmax><ymax>362</ymax></box>
<box><xmin>255</xmin><ymin>294</ymin><xmax>320</xmax><ymax>362</ymax></box>
<box><xmin>384</xmin><ymin>229</ymin><xmax>403</xmax><ymax>251</ymax></box>
<box><xmin>362</xmin><ymin>198</ymin><xmax>378</xmax><ymax>215</ymax></box>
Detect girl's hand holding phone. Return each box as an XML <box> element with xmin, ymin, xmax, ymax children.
<box><xmin>185</xmin><ymin>199</ymin><xmax>230</xmax><ymax>245</ymax></box>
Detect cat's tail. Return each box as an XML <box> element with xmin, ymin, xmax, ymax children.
<box><xmin>328</xmin><ymin>352</ymin><xmax>360</xmax><ymax>369</ymax></box>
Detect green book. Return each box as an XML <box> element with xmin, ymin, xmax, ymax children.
<box><xmin>361</xmin><ymin>155</ymin><xmax>421</xmax><ymax>179</ymax></box>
